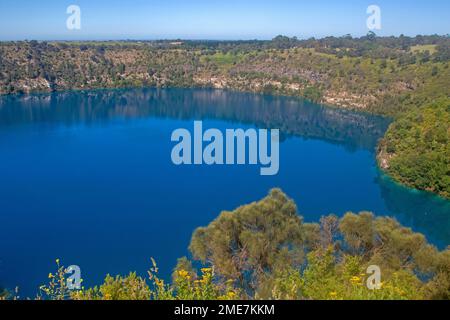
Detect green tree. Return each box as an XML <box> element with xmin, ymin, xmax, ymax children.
<box><xmin>189</xmin><ymin>189</ymin><xmax>305</xmax><ymax>294</ymax></box>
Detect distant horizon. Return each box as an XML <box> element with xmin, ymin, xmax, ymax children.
<box><xmin>1</xmin><ymin>0</ymin><xmax>449</xmax><ymax>41</ymax></box>
<box><xmin>1</xmin><ymin>33</ymin><xmax>449</xmax><ymax>43</ymax></box>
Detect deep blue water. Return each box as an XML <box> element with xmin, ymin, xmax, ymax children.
<box><xmin>0</xmin><ymin>88</ymin><xmax>448</xmax><ymax>297</ymax></box>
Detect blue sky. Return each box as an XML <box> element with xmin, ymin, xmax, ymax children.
<box><xmin>0</xmin><ymin>0</ymin><xmax>448</xmax><ymax>40</ymax></box>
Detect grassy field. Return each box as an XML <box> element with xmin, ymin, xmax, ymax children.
<box><xmin>410</xmin><ymin>44</ymin><xmax>438</xmax><ymax>54</ymax></box>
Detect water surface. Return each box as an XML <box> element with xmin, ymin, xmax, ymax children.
<box><xmin>0</xmin><ymin>88</ymin><xmax>448</xmax><ymax>297</ymax></box>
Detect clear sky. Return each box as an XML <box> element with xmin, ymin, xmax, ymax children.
<box><xmin>0</xmin><ymin>0</ymin><xmax>448</xmax><ymax>40</ymax></box>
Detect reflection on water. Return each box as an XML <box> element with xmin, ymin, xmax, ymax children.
<box><xmin>0</xmin><ymin>87</ymin><xmax>448</xmax><ymax>297</ymax></box>
<box><xmin>0</xmin><ymin>88</ymin><xmax>390</xmax><ymax>152</ymax></box>
<box><xmin>0</xmin><ymin>88</ymin><xmax>448</xmax><ymax>248</ymax></box>
<box><xmin>0</xmin><ymin>89</ymin><xmax>448</xmax><ymax>230</ymax></box>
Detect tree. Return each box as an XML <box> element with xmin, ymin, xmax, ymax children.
<box><xmin>189</xmin><ymin>189</ymin><xmax>305</xmax><ymax>294</ymax></box>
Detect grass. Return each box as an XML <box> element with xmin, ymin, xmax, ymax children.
<box><xmin>202</xmin><ymin>52</ymin><xmax>244</xmax><ymax>68</ymax></box>
<box><xmin>410</xmin><ymin>45</ymin><xmax>437</xmax><ymax>54</ymax></box>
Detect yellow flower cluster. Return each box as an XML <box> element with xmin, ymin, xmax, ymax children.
<box><xmin>218</xmin><ymin>290</ymin><xmax>237</xmax><ymax>300</ymax></box>
<box><xmin>350</xmin><ymin>276</ymin><xmax>362</xmax><ymax>284</ymax></box>
<box><xmin>155</xmin><ymin>278</ymin><xmax>165</xmax><ymax>287</ymax></box>
<box><xmin>178</xmin><ymin>270</ymin><xmax>189</xmax><ymax>278</ymax></box>
<box><xmin>194</xmin><ymin>279</ymin><xmax>206</xmax><ymax>285</ymax></box>
<box><xmin>177</xmin><ymin>269</ymin><xmax>191</xmax><ymax>281</ymax></box>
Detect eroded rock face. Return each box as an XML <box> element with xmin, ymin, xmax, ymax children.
<box><xmin>377</xmin><ymin>147</ymin><xmax>392</xmax><ymax>170</ymax></box>
<box><xmin>380</xmin><ymin>158</ymin><xmax>390</xmax><ymax>170</ymax></box>
<box><xmin>0</xmin><ymin>42</ymin><xmax>426</xmax><ymax>116</ymax></box>
<box><xmin>377</xmin><ymin>135</ymin><xmax>397</xmax><ymax>173</ymax></box>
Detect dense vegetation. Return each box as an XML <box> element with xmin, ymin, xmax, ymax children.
<box><xmin>2</xmin><ymin>189</ymin><xmax>448</xmax><ymax>301</ymax></box>
<box><xmin>0</xmin><ymin>34</ymin><xmax>449</xmax><ymax>196</ymax></box>
<box><xmin>1</xmin><ymin>35</ymin><xmax>449</xmax><ymax>116</ymax></box>
<box><xmin>378</xmin><ymin>99</ymin><xmax>450</xmax><ymax>198</ymax></box>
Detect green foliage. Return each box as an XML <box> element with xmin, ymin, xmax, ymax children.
<box><xmin>189</xmin><ymin>190</ymin><xmax>450</xmax><ymax>300</ymax></box>
<box><xmin>259</xmin><ymin>267</ymin><xmax>304</xmax><ymax>300</ymax></box>
<box><xmin>69</xmin><ymin>258</ymin><xmax>237</xmax><ymax>301</ymax></box>
<box><xmin>172</xmin><ymin>257</ymin><xmax>197</xmax><ymax>283</ymax></box>
<box><xmin>378</xmin><ymin>98</ymin><xmax>450</xmax><ymax>198</ymax></box>
<box><xmin>39</xmin><ymin>259</ymin><xmax>74</xmax><ymax>300</ymax></box>
<box><xmin>72</xmin><ymin>273</ymin><xmax>151</xmax><ymax>300</ymax></box>
<box><xmin>9</xmin><ymin>190</ymin><xmax>449</xmax><ymax>301</ymax></box>
<box><xmin>303</xmin><ymin>86</ymin><xmax>323</xmax><ymax>102</ymax></box>
<box><xmin>301</xmin><ymin>248</ymin><xmax>424</xmax><ymax>300</ymax></box>
<box><xmin>1</xmin><ymin>36</ymin><xmax>448</xmax><ymax>118</ymax></box>
<box><xmin>172</xmin><ymin>267</ymin><xmax>238</xmax><ymax>300</ymax></box>
<box><xmin>189</xmin><ymin>188</ymin><xmax>304</xmax><ymax>294</ymax></box>
<box><xmin>0</xmin><ymin>37</ymin><xmax>449</xmax><ymax>297</ymax></box>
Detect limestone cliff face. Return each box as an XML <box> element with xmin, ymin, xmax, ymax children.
<box><xmin>1</xmin><ymin>41</ymin><xmax>448</xmax><ymax>199</ymax></box>
<box><xmin>2</xmin><ymin>42</ymin><xmax>429</xmax><ymax>117</ymax></box>
<box><xmin>376</xmin><ymin>141</ymin><xmax>393</xmax><ymax>170</ymax></box>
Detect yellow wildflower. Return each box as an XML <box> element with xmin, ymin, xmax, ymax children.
<box><xmin>155</xmin><ymin>278</ymin><xmax>165</xmax><ymax>287</ymax></box>
<box><xmin>329</xmin><ymin>292</ymin><xmax>338</xmax><ymax>298</ymax></box>
<box><xmin>178</xmin><ymin>270</ymin><xmax>189</xmax><ymax>278</ymax></box>
<box><xmin>48</xmin><ymin>273</ymin><xmax>54</xmax><ymax>279</ymax></box>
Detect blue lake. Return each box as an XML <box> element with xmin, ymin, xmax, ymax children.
<box><xmin>0</xmin><ymin>88</ymin><xmax>448</xmax><ymax>297</ymax></box>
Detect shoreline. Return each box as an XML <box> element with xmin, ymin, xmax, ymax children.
<box><xmin>1</xmin><ymin>85</ymin><xmax>446</xmax><ymax>200</ymax></box>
